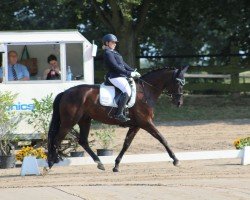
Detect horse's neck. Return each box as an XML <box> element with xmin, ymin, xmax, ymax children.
<box><xmin>141</xmin><ymin>70</ymin><xmax>171</xmax><ymax>106</ymax></box>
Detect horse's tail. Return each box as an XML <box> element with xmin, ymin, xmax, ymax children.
<box><xmin>47</xmin><ymin>92</ymin><xmax>64</xmax><ymax>167</ymax></box>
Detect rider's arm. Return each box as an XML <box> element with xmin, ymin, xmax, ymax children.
<box><xmin>105</xmin><ymin>51</ymin><xmax>131</xmax><ymax>76</ymax></box>
<box><xmin>123</xmin><ymin>61</ymin><xmax>134</xmax><ymax>71</ymax></box>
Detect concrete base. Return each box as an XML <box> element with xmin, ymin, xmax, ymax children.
<box><xmin>20</xmin><ymin>156</ymin><xmax>40</xmax><ymax>176</ymax></box>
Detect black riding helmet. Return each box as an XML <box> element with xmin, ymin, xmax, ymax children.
<box><xmin>102</xmin><ymin>34</ymin><xmax>118</xmax><ymax>44</ymax></box>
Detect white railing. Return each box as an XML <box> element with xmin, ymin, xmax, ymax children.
<box><xmin>37</xmin><ymin>147</ymin><xmax>250</xmax><ymax>167</ymax></box>
<box><xmin>20</xmin><ymin>147</ymin><xmax>250</xmax><ymax>176</ymax></box>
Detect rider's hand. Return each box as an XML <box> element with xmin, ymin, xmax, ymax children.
<box><xmin>131</xmin><ymin>71</ymin><xmax>141</xmax><ymax>78</ymax></box>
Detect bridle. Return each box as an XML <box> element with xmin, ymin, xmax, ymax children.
<box><xmin>167</xmin><ymin>77</ymin><xmax>185</xmax><ymax>98</ymax></box>
<box><xmin>138</xmin><ymin>72</ymin><xmax>185</xmax><ymax>98</ymax></box>
<box><xmin>176</xmin><ymin>78</ymin><xmax>186</xmax><ymax>86</ymax></box>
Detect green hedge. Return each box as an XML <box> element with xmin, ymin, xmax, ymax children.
<box><xmin>185</xmin><ymin>83</ymin><xmax>250</xmax><ymax>93</ymax></box>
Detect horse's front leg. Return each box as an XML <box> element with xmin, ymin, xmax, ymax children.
<box><xmin>113</xmin><ymin>127</ymin><xmax>140</xmax><ymax>172</ymax></box>
<box><xmin>143</xmin><ymin>121</ymin><xmax>179</xmax><ymax>166</ymax></box>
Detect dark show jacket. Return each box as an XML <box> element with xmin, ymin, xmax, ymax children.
<box><xmin>103</xmin><ymin>48</ymin><xmax>134</xmax><ymax>78</ymax></box>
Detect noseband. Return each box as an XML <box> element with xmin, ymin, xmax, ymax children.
<box><xmin>176</xmin><ymin>78</ymin><xmax>185</xmax><ymax>86</ymax></box>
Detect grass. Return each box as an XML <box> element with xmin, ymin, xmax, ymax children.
<box><xmin>154</xmin><ymin>94</ymin><xmax>250</xmax><ymax>121</ymax></box>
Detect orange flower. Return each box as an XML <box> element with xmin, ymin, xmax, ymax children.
<box><xmin>233</xmin><ymin>139</ymin><xmax>240</xmax><ymax>147</ymax></box>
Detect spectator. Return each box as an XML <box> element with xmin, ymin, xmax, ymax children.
<box><xmin>0</xmin><ymin>50</ymin><xmax>30</xmax><ymax>81</ymax></box>
<box><xmin>43</xmin><ymin>54</ymin><xmax>61</xmax><ymax>80</ymax></box>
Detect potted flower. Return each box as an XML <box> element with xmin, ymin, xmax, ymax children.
<box><xmin>0</xmin><ymin>91</ymin><xmax>21</xmax><ymax>168</ymax></box>
<box><xmin>234</xmin><ymin>137</ymin><xmax>250</xmax><ymax>149</ymax></box>
<box><xmin>16</xmin><ymin>146</ymin><xmax>47</xmax><ymax>162</ymax></box>
<box><xmin>94</xmin><ymin>124</ymin><xmax>115</xmax><ymax>156</ymax></box>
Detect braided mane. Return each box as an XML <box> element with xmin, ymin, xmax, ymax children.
<box><xmin>141</xmin><ymin>66</ymin><xmax>176</xmax><ymax>78</ymax></box>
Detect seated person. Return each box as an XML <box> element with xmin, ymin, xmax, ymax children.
<box><xmin>0</xmin><ymin>51</ymin><xmax>30</xmax><ymax>81</ymax></box>
<box><xmin>43</xmin><ymin>54</ymin><xmax>61</xmax><ymax>80</ymax></box>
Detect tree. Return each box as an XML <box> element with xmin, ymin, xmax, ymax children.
<box><xmin>0</xmin><ymin>0</ymin><xmax>25</xmax><ymax>30</ymax></box>
<box><xmin>1</xmin><ymin>0</ymin><xmax>249</xmax><ymax>69</ymax></box>
<box><xmin>141</xmin><ymin>0</ymin><xmax>250</xmax><ymax>67</ymax></box>
<box><xmin>90</xmin><ymin>0</ymin><xmax>152</xmax><ymax>67</ymax></box>
<box><xmin>0</xmin><ymin>0</ymin><xmax>84</xmax><ymax>30</ymax></box>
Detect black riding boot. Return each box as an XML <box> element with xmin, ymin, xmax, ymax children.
<box><xmin>115</xmin><ymin>93</ymin><xmax>130</xmax><ymax>122</ymax></box>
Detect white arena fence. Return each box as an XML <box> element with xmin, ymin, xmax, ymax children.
<box><xmin>20</xmin><ymin>146</ymin><xmax>250</xmax><ymax>176</ymax></box>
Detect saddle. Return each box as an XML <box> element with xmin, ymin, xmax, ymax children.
<box><xmin>99</xmin><ymin>78</ymin><xmax>136</xmax><ymax>108</ymax></box>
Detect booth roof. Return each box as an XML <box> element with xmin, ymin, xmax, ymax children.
<box><xmin>0</xmin><ymin>30</ymin><xmax>91</xmax><ymax>44</ymax></box>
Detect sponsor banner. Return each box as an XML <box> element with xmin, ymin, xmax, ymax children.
<box><xmin>0</xmin><ymin>82</ymin><xmax>83</xmax><ymax>133</ymax></box>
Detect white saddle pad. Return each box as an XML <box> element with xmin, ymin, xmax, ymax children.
<box><xmin>99</xmin><ymin>79</ymin><xmax>136</xmax><ymax>108</ymax></box>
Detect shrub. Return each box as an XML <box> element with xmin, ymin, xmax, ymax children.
<box><xmin>25</xmin><ymin>94</ymin><xmax>53</xmax><ymax>145</ymax></box>
<box><xmin>0</xmin><ymin>91</ymin><xmax>21</xmax><ymax>156</ymax></box>
<box><xmin>94</xmin><ymin>124</ymin><xmax>115</xmax><ymax>149</ymax></box>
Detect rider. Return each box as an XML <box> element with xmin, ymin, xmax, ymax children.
<box><xmin>102</xmin><ymin>34</ymin><xmax>141</xmax><ymax>122</ymax></box>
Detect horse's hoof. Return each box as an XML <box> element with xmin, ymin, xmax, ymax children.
<box><xmin>113</xmin><ymin>167</ymin><xmax>119</xmax><ymax>172</ymax></box>
<box><xmin>97</xmin><ymin>163</ymin><xmax>105</xmax><ymax>171</ymax></box>
<box><xmin>173</xmin><ymin>160</ymin><xmax>180</xmax><ymax>166</ymax></box>
<box><xmin>42</xmin><ymin>167</ymin><xmax>50</xmax><ymax>176</ymax></box>
<box><xmin>48</xmin><ymin>160</ymin><xmax>54</xmax><ymax>169</ymax></box>
<box><xmin>54</xmin><ymin>157</ymin><xmax>61</xmax><ymax>164</ymax></box>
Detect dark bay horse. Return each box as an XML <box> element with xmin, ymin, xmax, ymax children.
<box><xmin>48</xmin><ymin>66</ymin><xmax>188</xmax><ymax>172</ymax></box>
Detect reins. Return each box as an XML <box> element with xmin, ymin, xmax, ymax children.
<box><xmin>138</xmin><ymin>77</ymin><xmax>182</xmax><ymax>98</ymax></box>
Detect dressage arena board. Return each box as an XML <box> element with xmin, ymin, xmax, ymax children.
<box><xmin>34</xmin><ymin>147</ymin><xmax>250</xmax><ymax>168</ymax></box>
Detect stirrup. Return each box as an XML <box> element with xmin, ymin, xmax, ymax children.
<box><xmin>114</xmin><ymin>114</ymin><xmax>130</xmax><ymax>122</ymax></box>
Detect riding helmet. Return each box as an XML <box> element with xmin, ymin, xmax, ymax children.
<box><xmin>102</xmin><ymin>34</ymin><xmax>118</xmax><ymax>44</ymax></box>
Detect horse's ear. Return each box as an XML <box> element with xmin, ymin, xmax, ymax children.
<box><xmin>181</xmin><ymin>65</ymin><xmax>189</xmax><ymax>74</ymax></box>
<box><xmin>173</xmin><ymin>69</ymin><xmax>181</xmax><ymax>79</ymax></box>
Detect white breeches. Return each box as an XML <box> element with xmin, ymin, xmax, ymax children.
<box><xmin>109</xmin><ymin>77</ymin><xmax>132</xmax><ymax>96</ymax></box>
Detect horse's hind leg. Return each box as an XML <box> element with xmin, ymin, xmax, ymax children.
<box><xmin>143</xmin><ymin>122</ymin><xmax>179</xmax><ymax>166</ymax></box>
<box><xmin>113</xmin><ymin>126</ymin><xmax>140</xmax><ymax>172</ymax></box>
<box><xmin>78</xmin><ymin>118</ymin><xmax>105</xmax><ymax>171</ymax></box>
<box><xmin>50</xmin><ymin>124</ymin><xmax>73</xmax><ymax>166</ymax></box>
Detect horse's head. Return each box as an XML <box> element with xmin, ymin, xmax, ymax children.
<box><xmin>167</xmin><ymin>66</ymin><xmax>189</xmax><ymax>107</ymax></box>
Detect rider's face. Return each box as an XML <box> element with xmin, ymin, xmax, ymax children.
<box><xmin>107</xmin><ymin>41</ymin><xmax>117</xmax><ymax>50</ymax></box>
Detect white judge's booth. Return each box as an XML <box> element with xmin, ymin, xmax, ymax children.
<box><xmin>0</xmin><ymin>30</ymin><xmax>97</xmax><ymax>135</ymax></box>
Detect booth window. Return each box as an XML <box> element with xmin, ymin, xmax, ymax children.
<box><xmin>7</xmin><ymin>44</ymin><xmax>61</xmax><ymax>81</ymax></box>
<box><xmin>66</xmin><ymin>43</ymin><xmax>84</xmax><ymax>80</ymax></box>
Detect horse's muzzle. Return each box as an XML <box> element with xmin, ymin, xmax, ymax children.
<box><xmin>172</xmin><ymin>95</ymin><xmax>183</xmax><ymax>107</ymax></box>
<box><xmin>177</xmin><ymin>101</ymin><xmax>182</xmax><ymax>107</ymax></box>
